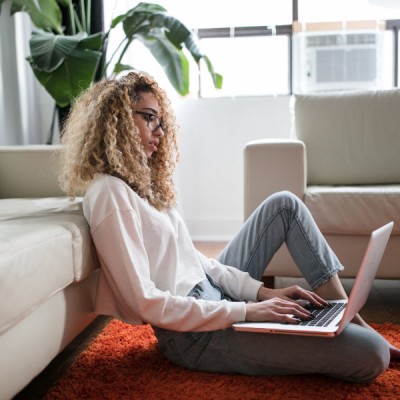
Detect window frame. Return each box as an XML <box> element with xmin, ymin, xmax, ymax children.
<box><xmin>194</xmin><ymin>0</ymin><xmax>400</xmax><ymax>96</ymax></box>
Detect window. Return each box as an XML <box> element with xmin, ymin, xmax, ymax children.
<box><xmin>298</xmin><ymin>0</ymin><xmax>400</xmax><ymax>23</ymax></box>
<box><xmin>104</xmin><ymin>1</ymin><xmax>400</xmax><ymax>97</ymax></box>
<box><xmin>195</xmin><ymin>1</ymin><xmax>293</xmax><ymax>97</ymax></box>
<box><xmin>199</xmin><ymin>34</ymin><xmax>290</xmax><ymax>97</ymax></box>
<box><xmin>161</xmin><ymin>0</ymin><xmax>292</xmax><ymax>28</ymax></box>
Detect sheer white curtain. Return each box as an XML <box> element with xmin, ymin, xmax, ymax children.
<box><xmin>0</xmin><ymin>2</ymin><xmax>54</xmax><ymax>145</ymax></box>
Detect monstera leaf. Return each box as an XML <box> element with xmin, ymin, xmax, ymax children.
<box><xmin>2</xmin><ymin>0</ymin><xmax>222</xmax><ymax>108</ymax></box>
<box><xmin>109</xmin><ymin>2</ymin><xmax>222</xmax><ymax>95</ymax></box>
<box><xmin>0</xmin><ymin>0</ymin><xmax>63</xmax><ymax>32</ymax></box>
<box><xmin>27</xmin><ymin>30</ymin><xmax>103</xmax><ymax>107</ymax></box>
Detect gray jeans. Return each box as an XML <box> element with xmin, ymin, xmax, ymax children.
<box><xmin>153</xmin><ymin>191</ymin><xmax>390</xmax><ymax>382</ymax></box>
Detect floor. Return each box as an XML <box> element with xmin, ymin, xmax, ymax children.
<box><xmin>13</xmin><ymin>241</ymin><xmax>400</xmax><ymax>399</ymax></box>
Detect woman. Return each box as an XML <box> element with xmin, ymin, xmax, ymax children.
<box><xmin>59</xmin><ymin>72</ymin><xmax>398</xmax><ymax>383</ymax></box>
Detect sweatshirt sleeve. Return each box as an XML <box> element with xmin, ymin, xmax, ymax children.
<box><xmin>89</xmin><ymin>204</ymin><xmax>248</xmax><ymax>332</ymax></box>
<box><xmin>196</xmin><ymin>250</ymin><xmax>263</xmax><ymax>302</ymax></box>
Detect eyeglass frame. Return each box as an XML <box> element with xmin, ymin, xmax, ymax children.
<box><xmin>135</xmin><ymin>111</ymin><xmax>167</xmax><ymax>133</ymax></box>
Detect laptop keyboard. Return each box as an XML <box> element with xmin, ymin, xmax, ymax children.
<box><xmin>297</xmin><ymin>302</ymin><xmax>346</xmax><ymax>327</ymax></box>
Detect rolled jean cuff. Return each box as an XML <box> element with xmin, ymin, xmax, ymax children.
<box><xmin>311</xmin><ymin>262</ymin><xmax>344</xmax><ymax>290</ymax></box>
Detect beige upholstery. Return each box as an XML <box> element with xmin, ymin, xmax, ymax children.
<box><xmin>0</xmin><ymin>145</ymin><xmax>65</xmax><ymax>198</ymax></box>
<box><xmin>244</xmin><ymin>90</ymin><xmax>400</xmax><ymax>280</ymax></box>
<box><xmin>0</xmin><ymin>145</ymin><xmax>99</xmax><ymax>400</ymax></box>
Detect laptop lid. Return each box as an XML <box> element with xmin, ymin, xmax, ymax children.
<box><xmin>335</xmin><ymin>221</ymin><xmax>393</xmax><ymax>335</ymax></box>
<box><xmin>233</xmin><ymin>221</ymin><xmax>394</xmax><ymax>337</ymax></box>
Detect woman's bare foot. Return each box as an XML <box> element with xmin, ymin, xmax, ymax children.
<box><xmin>390</xmin><ymin>345</ymin><xmax>400</xmax><ymax>360</ymax></box>
<box><xmin>352</xmin><ymin>314</ymin><xmax>400</xmax><ymax>360</ymax></box>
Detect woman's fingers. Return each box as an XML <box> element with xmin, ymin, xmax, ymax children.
<box><xmin>273</xmin><ymin>299</ymin><xmax>314</xmax><ymax>320</ymax></box>
<box><xmin>286</xmin><ymin>285</ymin><xmax>329</xmax><ymax>308</ymax></box>
<box><xmin>299</xmin><ymin>291</ymin><xmax>328</xmax><ymax>308</ymax></box>
<box><xmin>246</xmin><ymin>297</ymin><xmax>315</xmax><ymax>323</ymax></box>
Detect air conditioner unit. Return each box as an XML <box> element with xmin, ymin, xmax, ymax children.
<box><xmin>293</xmin><ymin>31</ymin><xmax>384</xmax><ymax>93</ymax></box>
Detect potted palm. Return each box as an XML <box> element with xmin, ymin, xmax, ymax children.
<box><xmin>1</xmin><ymin>0</ymin><xmax>222</xmax><ymax>110</ymax></box>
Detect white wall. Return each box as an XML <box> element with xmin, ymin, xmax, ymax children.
<box><xmin>174</xmin><ymin>95</ymin><xmax>292</xmax><ymax>240</ymax></box>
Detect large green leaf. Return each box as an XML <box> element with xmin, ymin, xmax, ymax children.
<box><xmin>112</xmin><ymin>2</ymin><xmax>221</xmax><ymax>94</ymax></box>
<box><xmin>29</xmin><ymin>30</ymin><xmax>103</xmax><ymax>72</ymax></box>
<box><xmin>29</xmin><ymin>47</ymin><xmax>101</xmax><ymax>107</ymax></box>
<box><xmin>28</xmin><ymin>31</ymin><xmax>103</xmax><ymax>107</ymax></box>
<box><xmin>77</xmin><ymin>31</ymin><xmax>103</xmax><ymax>50</ymax></box>
<box><xmin>202</xmin><ymin>55</ymin><xmax>223</xmax><ymax>89</ymax></box>
<box><xmin>30</xmin><ymin>30</ymin><xmax>84</xmax><ymax>72</ymax></box>
<box><xmin>4</xmin><ymin>0</ymin><xmax>62</xmax><ymax>32</ymax></box>
<box><xmin>111</xmin><ymin>2</ymin><xmax>165</xmax><ymax>33</ymax></box>
<box><xmin>184</xmin><ymin>35</ymin><xmax>223</xmax><ymax>89</ymax></box>
<box><xmin>153</xmin><ymin>14</ymin><xmax>191</xmax><ymax>49</ymax></box>
<box><xmin>139</xmin><ymin>33</ymin><xmax>189</xmax><ymax>95</ymax></box>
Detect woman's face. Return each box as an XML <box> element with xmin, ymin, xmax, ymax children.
<box><xmin>133</xmin><ymin>91</ymin><xmax>165</xmax><ymax>158</ymax></box>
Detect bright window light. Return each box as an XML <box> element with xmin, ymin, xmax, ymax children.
<box><xmin>298</xmin><ymin>0</ymin><xmax>400</xmax><ymax>22</ymax></box>
<box><xmin>199</xmin><ymin>36</ymin><xmax>289</xmax><ymax>97</ymax></box>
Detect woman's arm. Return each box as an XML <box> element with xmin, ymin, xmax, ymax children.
<box><xmin>91</xmin><ymin>208</ymin><xmax>247</xmax><ymax>332</ymax></box>
<box><xmin>195</xmin><ymin>250</ymin><xmax>263</xmax><ymax>302</ymax></box>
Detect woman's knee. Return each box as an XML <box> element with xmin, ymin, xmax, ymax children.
<box><xmin>260</xmin><ymin>190</ymin><xmax>301</xmax><ymax>212</ymax></box>
<box><xmin>268</xmin><ymin>190</ymin><xmax>299</xmax><ymax>203</ymax></box>
<box><xmin>347</xmin><ymin>327</ymin><xmax>390</xmax><ymax>383</ymax></box>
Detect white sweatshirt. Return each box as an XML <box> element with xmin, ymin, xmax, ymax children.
<box><xmin>83</xmin><ymin>174</ymin><xmax>262</xmax><ymax>332</ymax></box>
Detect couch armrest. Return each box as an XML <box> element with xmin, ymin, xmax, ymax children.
<box><xmin>244</xmin><ymin>139</ymin><xmax>306</xmax><ymax>219</ymax></box>
<box><xmin>0</xmin><ymin>145</ymin><xmax>65</xmax><ymax>198</ymax></box>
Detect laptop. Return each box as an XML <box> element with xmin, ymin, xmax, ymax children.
<box><xmin>232</xmin><ymin>221</ymin><xmax>394</xmax><ymax>337</ymax></box>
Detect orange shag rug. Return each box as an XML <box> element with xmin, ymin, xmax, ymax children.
<box><xmin>45</xmin><ymin>320</ymin><xmax>400</xmax><ymax>400</ymax></box>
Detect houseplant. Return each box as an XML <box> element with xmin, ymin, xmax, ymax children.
<box><xmin>0</xmin><ymin>0</ymin><xmax>222</xmax><ymax>109</ymax></box>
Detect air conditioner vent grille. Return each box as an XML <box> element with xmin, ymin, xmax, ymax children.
<box><xmin>316</xmin><ymin>48</ymin><xmax>376</xmax><ymax>83</ymax></box>
<box><xmin>306</xmin><ymin>33</ymin><xmax>377</xmax><ymax>47</ymax></box>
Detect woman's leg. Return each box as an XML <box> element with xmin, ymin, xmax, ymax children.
<box><xmin>216</xmin><ymin>190</ymin><xmax>399</xmax><ymax>360</ymax></box>
<box><xmin>217</xmin><ymin>191</ymin><xmax>342</xmax><ymax>289</ymax></box>
<box><xmin>154</xmin><ymin>192</ymin><xmax>392</xmax><ymax>380</ymax></box>
<box><xmin>154</xmin><ymin>322</ymin><xmax>389</xmax><ymax>382</ymax></box>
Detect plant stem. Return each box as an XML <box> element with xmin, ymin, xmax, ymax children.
<box><xmin>80</xmin><ymin>0</ymin><xmax>87</xmax><ymax>32</ymax></box>
<box><xmin>103</xmin><ymin>36</ymin><xmax>129</xmax><ymax>77</ymax></box>
<box><xmin>87</xmin><ymin>0</ymin><xmax>92</xmax><ymax>33</ymax></box>
<box><xmin>115</xmin><ymin>37</ymin><xmax>134</xmax><ymax>70</ymax></box>
<box><xmin>108</xmin><ymin>36</ymin><xmax>135</xmax><ymax>79</ymax></box>
<box><xmin>68</xmin><ymin>0</ymin><xmax>76</xmax><ymax>35</ymax></box>
<box><xmin>74</xmin><ymin>9</ymin><xmax>84</xmax><ymax>32</ymax></box>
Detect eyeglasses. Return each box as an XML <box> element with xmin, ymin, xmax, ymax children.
<box><xmin>135</xmin><ymin>111</ymin><xmax>167</xmax><ymax>133</ymax></box>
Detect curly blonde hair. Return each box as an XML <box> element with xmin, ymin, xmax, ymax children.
<box><xmin>58</xmin><ymin>72</ymin><xmax>180</xmax><ymax>211</ymax></box>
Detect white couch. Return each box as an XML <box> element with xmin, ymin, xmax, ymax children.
<box><xmin>244</xmin><ymin>90</ymin><xmax>400</xmax><ymax>282</ymax></box>
<box><xmin>0</xmin><ymin>145</ymin><xmax>99</xmax><ymax>400</ymax></box>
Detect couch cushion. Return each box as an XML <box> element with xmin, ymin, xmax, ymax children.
<box><xmin>0</xmin><ymin>223</ymin><xmax>74</xmax><ymax>334</ymax></box>
<box><xmin>0</xmin><ymin>197</ymin><xmax>99</xmax><ymax>334</ymax></box>
<box><xmin>0</xmin><ymin>145</ymin><xmax>65</xmax><ymax>198</ymax></box>
<box><xmin>305</xmin><ymin>185</ymin><xmax>400</xmax><ymax>235</ymax></box>
<box><xmin>0</xmin><ymin>197</ymin><xmax>99</xmax><ymax>281</ymax></box>
<box><xmin>295</xmin><ymin>90</ymin><xmax>400</xmax><ymax>185</ymax></box>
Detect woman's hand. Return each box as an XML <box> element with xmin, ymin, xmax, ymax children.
<box><xmin>244</xmin><ymin>284</ymin><xmax>330</xmax><ymax>324</ymax></box>
<box><xmin>257</xmin><ymin>284</ymin><xmax>328</xmax><ymax>308</ymax></box>
<box><xmin>245</xmin><ymin>297</ymin><xmax>316</xmax><ymax>324</ymax></box>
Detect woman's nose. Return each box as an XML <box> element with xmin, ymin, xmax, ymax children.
<box><xmin>154</xmin><ymin>126</ymin><xmax>165</xmax><ymax>137</ymax></box>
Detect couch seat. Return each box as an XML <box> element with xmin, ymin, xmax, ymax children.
<box><xmin>0</xmin><ymin>198</ymin><xmax>98</xmax><ymax>335</ymax></box>
<box><xmin>305</xmin><ymin>185</ymin><xmax>400</xmax><ymax>235</ymax></box>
